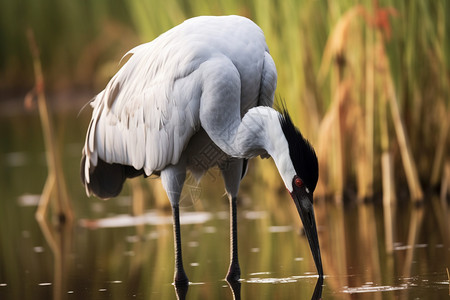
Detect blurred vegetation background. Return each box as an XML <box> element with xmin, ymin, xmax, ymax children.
<box><xmin>0</xmin><ymin>0</ymin><xmax>449</xmax><ymax>203</ymax></box>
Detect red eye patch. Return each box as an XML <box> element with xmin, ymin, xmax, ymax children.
<box><xmin>295</xmin><ymin>177</ymin><xmax>303</xmax><ymax>188</ymax></box>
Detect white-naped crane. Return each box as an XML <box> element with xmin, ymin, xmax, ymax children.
<box><xmin>81</xmin><ymin>15</ymin><xmax>323</xmax><ymax>287</ymax></box>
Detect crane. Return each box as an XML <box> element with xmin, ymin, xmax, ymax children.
<box><xmin>80</xmin><ymin>15</ymin><xmax>323</xmax><ymax>286</ymax></box>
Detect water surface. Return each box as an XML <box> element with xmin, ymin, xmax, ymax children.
<box><xmin>0</xmin><ymin>99</ymin><xmax>449</xmax><ymax>299</ymax></box>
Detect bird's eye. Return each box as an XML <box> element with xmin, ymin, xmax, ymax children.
<box><xmin>294</xmin><ymin>177</ymin><xmax>303</xmax><ymax>188</ymax></box>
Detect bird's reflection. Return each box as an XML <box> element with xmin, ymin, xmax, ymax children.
<box><xmin>173</xmin><ymin>283</ymin><xmax>189</xmax><ymax>300</ymax></box>
<box><xmin>173</xmin><ymin>278</ymin><xmax>242</xmax><ymax>300</ymax></box>
<box><xmin>311</xmin><ymin>276</ymin><xmax>323</xmax><ymax>300</ymax></box>
<box><xmin>173</xmin><ymin>277</ymin><xmax>321</xmax><ymax>300</ymax></box>
<box><xmin>226</xmin><ymin>279</ymin><xmax>241</xmax><ymax>300</ymax></box>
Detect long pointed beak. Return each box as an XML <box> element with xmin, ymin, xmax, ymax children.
<box><xmin>292</xmin><ymin>192</ymin><xmax>323</xmax><ymax>277</ymax></box>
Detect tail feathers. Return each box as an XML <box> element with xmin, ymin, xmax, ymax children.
<box><xmin>81</xmin><ymin>155</ymin><xmax>145</xmax><ymax>199</ymax></box>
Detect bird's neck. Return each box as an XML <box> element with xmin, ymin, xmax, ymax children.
<box><xmin>226</xmin><ymin>106</ymin><xmax>296</xmax><ymax>190</ymax></box>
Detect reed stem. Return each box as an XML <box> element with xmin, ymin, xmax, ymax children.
<box><xmin>27</xmin><ymin>29</ymin><xmax>73</xmax><ymax>223</ymax></box>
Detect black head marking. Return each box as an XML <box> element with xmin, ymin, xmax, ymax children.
<box><xmin>278</xmin><ymin>110</ymin><xmax>319</xmax><ymax>192</ymax></box>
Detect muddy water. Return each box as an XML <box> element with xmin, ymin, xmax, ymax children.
<box><xmin>0</xmin><ymin>105</ymin><xmax>449</xmax><ymax>299</ymax></box>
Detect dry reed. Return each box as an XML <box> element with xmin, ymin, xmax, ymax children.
<box><xmin>26</xmin><ymin>29</ymin><xmax>73</xmax><ymax>223</ymax></box>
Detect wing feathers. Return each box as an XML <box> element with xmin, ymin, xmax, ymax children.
<box><xmin>81</xmin><ymin>15</ymin><xmax>272</xmax><ymax>198</ymax></box>
<box><xmin>82</xmin><ymin>38</ymin><xmax>202</xmax><ymax>192</ymax></box>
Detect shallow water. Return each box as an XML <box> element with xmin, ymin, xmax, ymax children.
<box><xmin>0</xmin><ymin>102</ymin><xmax>449</xmax><ymax>299</ymax></box>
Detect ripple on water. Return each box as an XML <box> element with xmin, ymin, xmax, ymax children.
<box><xmin>268</xmin><ymin>225</ymin><xmax>293</xmax><ymax>233</ymax></box>
<box><xmin>246</xmin><ymin>274</ymin><xmax>320</xmax><ymax>284</ymax></box>
<box><xmin>342</xmin><ymin>284</ymin><xmax>408</xmax><ymax>294</ymax></box>
<box><xmin>38</xmin><ymin>283</ymin><xmax>52</xmax><ymax>286</ymax></box>
<box><xmin>79</xmin><ymin>211</ymin><xmax>212</xmax><ymax>228</ymax></box>
<box><xmin>17</xmin><ymin>194</ymin><xmax>41</xmax><ymax>206</ymax></box>
<box><xmin>246</xmin><ymin>277</ymin><xmax>297</xmax><ymax>284</ymax></box>
<box><xmin>243</xmin><ymin>211</ymin><xmax>268</xmax><ymax>220</ymax></box>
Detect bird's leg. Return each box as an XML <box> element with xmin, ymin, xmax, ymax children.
<box><xmin>226</xmin><ymin>195</ymin><xmax>241</xmax><ymax>282</ymax></box>
<box><xmin>220</xmin><ymin>159</ymin><xmax>244</xmax><ymax>282</ymax></box>
<box><xmin>161</xmin><ymin>163</ymin><xmax>189</xmax><ymax>286</ymax></box>
<box><xmin>172</xmin><ymin>203</ymin><xmax>189</xmax><ymax>285</ymax></box>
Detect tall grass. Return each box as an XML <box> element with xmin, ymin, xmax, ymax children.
<box><xmin>1</xmin><ymin>0</ymin><xmax>448</xmax><ymax>202</ymax></box>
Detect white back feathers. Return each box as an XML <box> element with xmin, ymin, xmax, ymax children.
<box><xmin>81</xmin><ymin>15</ymin><xmax>276</xmax><ymax>198</ymax></box>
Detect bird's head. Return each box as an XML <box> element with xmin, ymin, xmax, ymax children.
<box><xmin>277</xmin><ymin>110</ymin><xmax>323</xmax><ymax>277</ymax></box>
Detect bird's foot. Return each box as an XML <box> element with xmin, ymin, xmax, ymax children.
<box><xmin>226</xmin><ymin>262</ymin><xmax>241</xmax><ymax>282</ymax></box>
<box><xmin>174</xmin><ymin>270</ymin><xmax>189</xmax><ymax>286</ymax></box>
